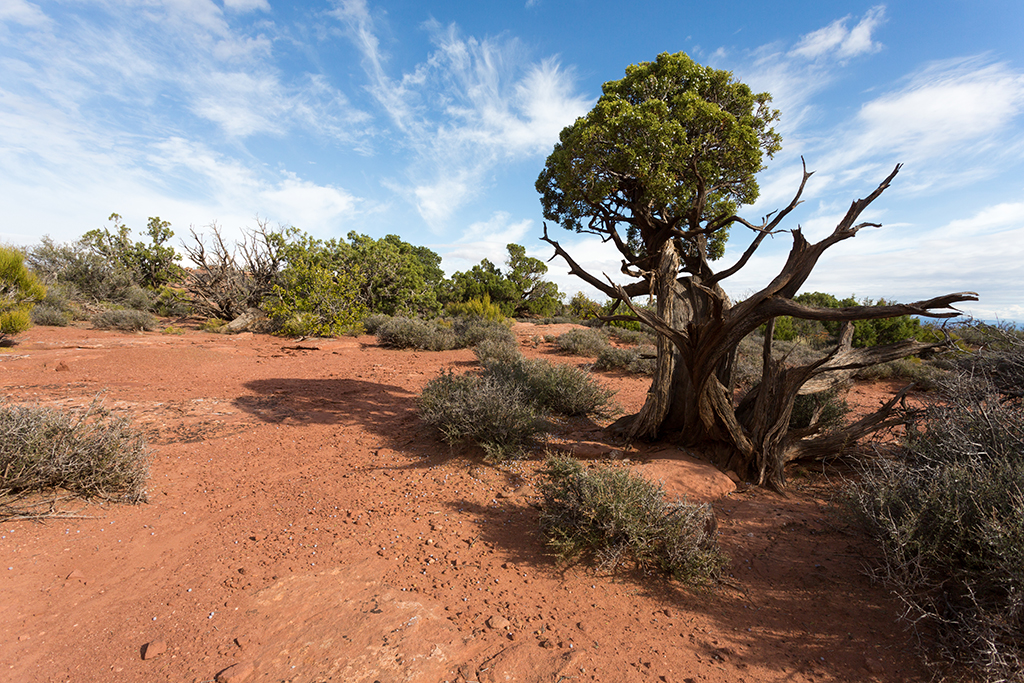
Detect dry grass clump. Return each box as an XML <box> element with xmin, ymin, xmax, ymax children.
<box><xmin>0</xmin><ymin>399</ymin><xmax>149</xmax><ymax>520</ymax></box>
<box><xmin>538</xmin><ymin>454</ymin><xmax>724</xmax><ymax>583</ymax></box>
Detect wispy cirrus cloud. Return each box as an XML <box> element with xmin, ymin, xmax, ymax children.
<box><xmin>789</xmin><ymin>5</ymin><xmax>886</xmax><ymax>61</ymax></box>
<box><xmin>332</xmin><ymin>0</ymin><xmax>590</xmax><ymax>229</ymax></box>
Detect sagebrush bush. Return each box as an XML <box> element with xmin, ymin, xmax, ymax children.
<box><xmin>593</xmin><ymin>345</ymin><xmax>656</xmax><ymax>375</ymax></box>
<box><xmin>607</xmin><ymin>326</ymin><xmax>656</xmax><ymax>346</ymax></box>
<box><xmin>0</xmin><ymin>399</ymin><xmax>149</xmax><ymax>518</ymax></box>
<box><xmin>556</xmin><ymin>328</ymin><xmax>609</xmax><ymax>356</ymax></box>
<box><xmin>91</xmin><ymin>308</ymin><xmax>158</xmax><ymax>331</ymax></box>
<box><xmin>376</xmin><ymin>316</ymin><xmax>459</xmax><ymax>350</ymax></box>
<box><xmin>422</xmin><ymin>350</ymin><xmax>615</xmax><ymax>460</ymax></box>
<box><xmin>360</xmin><ymin>313</ymin><xmax>392</xmax><ymax>334</ymax></box>
<box><xmin>30</xmin><ymin>303</ymin><xmax>71</xmax><ymax>327</ymax></box>
<box><xmin>454</xmin><ymin>317</ymin><xmax>516</xmax><ymax>347</ymax></box>
<box><xmin>418</xmin><ymin>371</ymin><xmax>542</xmax><ymax>461</ymax></box>
<box><xmin>539</xmin><ymin>454</ymin><xmax>724</xmax><ymax>583</ymax></box>
<box><xmin>847</xmin><ymin>330</ymin><xmax>1024</xmax><ymax>681</ymax></box>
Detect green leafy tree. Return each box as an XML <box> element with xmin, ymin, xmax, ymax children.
<box><xmin>1</xmin><ymin>246</ymin><xmax>46</xmax><ymax>340</ymax></box>
<box><xmin>442</xmin><ymin>258</ymin><xmax>518</xmax><ymax>316</ymax></box>
<box><xmin>538</xmin><ymin>51</ymin><xmax>976</xmax><ymax>488</ymax></box>
<box><xmin>505</xmin><ymin>243</ymin><xmax>563</xmax><ymax>316</ymax></box>
<box><xmin>82</xmin><ymin>214</ymin><xmax>184</xmax><ymax>290</ymax></box>
<box><xmin>339</xmin><ymin>233</ymin><xmax>442</xmax><ymax>317</ymax></box>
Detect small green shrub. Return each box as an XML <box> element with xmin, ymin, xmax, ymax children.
<box><xmin>200</xmin><ymin>317</ymin><xmax>227</xmax><ymax>332</ymax></box>
<box><xmin>444</xmin><ymin>294</ymin><xmax>506</xmax><ymax>322</ymax></box>
<box><xmin>161</xmin><ymin>325</ymin><xmax>185</xmax><ymax>335</ymax></box>
<box><xmin>418</xmin><ymin>371</ymin><xmax>542</xmax><ymax>461</ymax></box>
<box><xmin>0</xmin><ymin>399</ymin><xmax>149</xmax><ymax>519</ymax></box>
<box><xmin>539</xmin><ymin>454</ymin><xmax>724</xmax><ymax>583</ymax></box>
<box><xmin>1</xmin><ymin>246</ymin><xmax>46</xmax><ymax>339</ymax></box>
<box><xmin>473</xmin><ymin>338</ymin><xmax>522</xmax><ymax>367</ymax></box>
<box><xmin>92</xmin><ymin>309</ymin><xmax>158</xmax><ymax>331</ymax></box>
<box><xmin>265</xmin><ymin>260</ymin><xmax>367</xmax><ymax>337</ymax></box>
<box><xmin>556</xmin><ymin>328</ymin><xmax>609</xmax><ymax>357</ymax></box>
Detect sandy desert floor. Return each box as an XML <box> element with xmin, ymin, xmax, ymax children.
<box><xmin>0</xmin><ymin>321</ymin><xmax>932</xmax><ymax>682</ymax></box>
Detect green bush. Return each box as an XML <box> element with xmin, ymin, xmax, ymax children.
<box><xmin>847</xmin><ymin>332</ymin><xmax>1024</xmax><ymax>681</ymax></box>
<box><xmin>2</xmin><ymin>246</ymin><xmax>47</xmax><ymax>339</ymax></box>
<box><xmin>539</xmin><ymin>454</ymin><xmax>724</xmax><ymax>583</ymax></box>
<box><xmin>453</xmin><ymin>317</ymin><xmax>515</xmax><ymax>347</ymax></box>
<box><xmin>418</xmin><ymin>371</ymin><xmax>542</xmax><ymax>461</ymax></box>
<box><xmin>444</xmin><ymin>294</ymin><xmax>506</xmax><ymax>322</ymax></box>
<box><xmin>0</xmin><ymin>399</ymin><xmax>149</xmax><ymax>519</ymax></box>
<box><xmin>556</xmin><ymin>327</ymin><xmax>609</xmax><ymax>356</ymax></box>
<box><xmin>92</xmin><ymin>309</ymin><xmax>158</xmax><ymax>331</ymax></box>
<box><xmin>568</xmin><ymin>291</ymin><xmax>602</xmax><ymax>320</ymax></box>
<box><xmin>265</xmin><ymin>255</ymin><xmax>367</xmax><ymax>337</ymax></box>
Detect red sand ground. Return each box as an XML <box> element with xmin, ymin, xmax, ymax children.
<box><xmin>1</xmin><ymin>322</ymin><xmax>931</xmax><ymax>682</ymax></box>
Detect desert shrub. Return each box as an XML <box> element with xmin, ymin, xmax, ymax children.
<box><xmin>481</xmin><ymin>354</ymin><xmax>615</xmax><ymax>418</ymax></box>
<box><xmin>360</xmin><ymin>313</ymin><xmax>392</xmax><ymax>334</ymax></box>
<box><xmin>473</xmin><ymin>338</ymin><xmax>522</xmax><ymax>367</ymax></box>
<box><xmin>182</xmin><ymin>221</ymin><xmax>287</xmax><ymax>320</ymax></box>
<box><xmin>444</xmin><ymin>294</ymin><xmax>506</xmax><ymax>322</ymax></box>
<box><xmin>854</xmin><ymin>356</ymin><xmax>946</xmax><ymax>390</ymax></box>
<box><xmin>789</xmin><ymin>385</ymin><xmax>849</xmax><ymax>432</ymax></box>
<box><xmin>1</xmin><ymin>246</ymin><xmax>46</xmax><ymax>340</ymax></box>
<box><xmin>607</xmin><ymin>326</ymin><xmax>656</xmax><ymax>346</ymax></box>
<box><xmin>152</xmin><ymin>286</ymin><xmax>191</xmax><ymax>317</ymax></box>
<box><xmin>92</xmin><ymin>309</ymin><xmax>158</xmax><ymax>331</ymax></box>
<box><xmin>422</xmin><ymin>351</ymin><xmax>614</xmax><ymax>460</ymax></box>
<box><xmin>376</xmin><ymin>316</ymin><xmax>459</xmax><ymax>351</ymax></box>
<box><xmin>200</xmin><ymin>317</ymin><xmax>227</xmax><ymax>332</ymax></box>
<box><xmin>30</xmin><ymin>303</ymin><xmax>71</xmax><ymax>327</ymax></box>
<box><xmin>593</xmin><ymin>345</ymin><xmax>656</xmax><ymax>375</ymax></box>
<box><xmin>556</xmin><ymin>328</ymin><xmax>609</xmax><ymax>357</ymax></box>
<box><xmin>0</xmin><ymin>399</ymin><xmax>149</xmax><ymax>519</ymax></box>
<box><xmin>538</xmin><ymin>454</ymin><xmax>724</xmax><ymax>583</ymax></box>
<box><xmin>847</xmin><ymin>330</ymin><xmax>1024</xmax><ymax>681</ymax></box>
<box><xmin>265</xmin><ymin>245</ymin><xmax>367</xmax><ymax>337</ymax></box>
<box><xmin>418</xmin><ymin>371</ymin><xmax>542</xmax><ymax>461</ymax></box>
<box><xmin>454</xmin><ymin>317</ymin><xmax>515</xmax><ymax>347</ymax></box>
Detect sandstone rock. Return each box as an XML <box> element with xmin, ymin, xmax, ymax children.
<box><xmin>487</xmin><ymin>615</ymin><xmax>510</xmax><ymax>630</ymax></box>
<box><xmin>142</xmin><ymin>640</ymin><xmax>166</xmax><ymax>660</ymax></box>
<box><xmin>215</xmin><ymin>661</ymin><xmax>254</xmax><ymax>683</ymax></box>
<box><xmin>865</xmin><ymin>657</ymin><xmax>885</xmax><ymax>674</ymax></box>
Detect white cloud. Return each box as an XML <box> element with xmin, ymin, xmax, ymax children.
<box><xmin>851</xmin><ymin>57</ymin><xmax>1024</xmax><ymax>165</ymax></box>
<box><xmin>0</xmin><ymin>0</ymin><xmax>49</xmax><ymax>27</ymax></box>
<box><xmin>223</xmin><ymin>0</ymin><xmax>270</xmax><ymax>12</ymax></box>
<box><xmin>789</xmin><ymin>5</ymin><xmax>886</xmax><ymax>61</ymax></box>
<box><xmin>438</xmin><ymin>211</ymin><xmax>533</xmax><ymax>272</ymax></box>
<box><xmin>334</xmin><ymin>6</ymin><xmax>590</xmax><ymax>228</ymax></box>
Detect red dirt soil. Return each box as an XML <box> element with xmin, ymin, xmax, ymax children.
<box><xmin>1</xmin><ymin>322</ymin><xmax>930</xmax><ymax>682</ymax></box>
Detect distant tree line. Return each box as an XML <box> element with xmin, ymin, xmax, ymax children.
<box><xmin>6</xmin><ymin>213</ymin><xmax>568</xmax><ymax>336</ymax></box>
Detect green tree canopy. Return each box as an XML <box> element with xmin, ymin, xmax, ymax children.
<box><xmin>441</xmin><ymin>244</ymin><xmax>563</xmax><ymax>317</ymax></box>
<box><xmin>537</xmin><ymin>51</ymin><xmax>780</xmax><ymax>269</ymax></box>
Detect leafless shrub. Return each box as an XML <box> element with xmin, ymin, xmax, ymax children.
<box><xmin>1</xmin><ymin>398</ymin><xmax>149</xmax><ymax>520</ymax></box>
<box><xmin>181</xmin><ymin>219</ymin><xmax>286</xmax><ymax>320</ymax></box>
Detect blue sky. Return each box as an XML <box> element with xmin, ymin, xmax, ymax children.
<box><xmin>2</xmin><ymin>1</ymin><xmax>1023</xmax><ymax>321</ymax></box>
